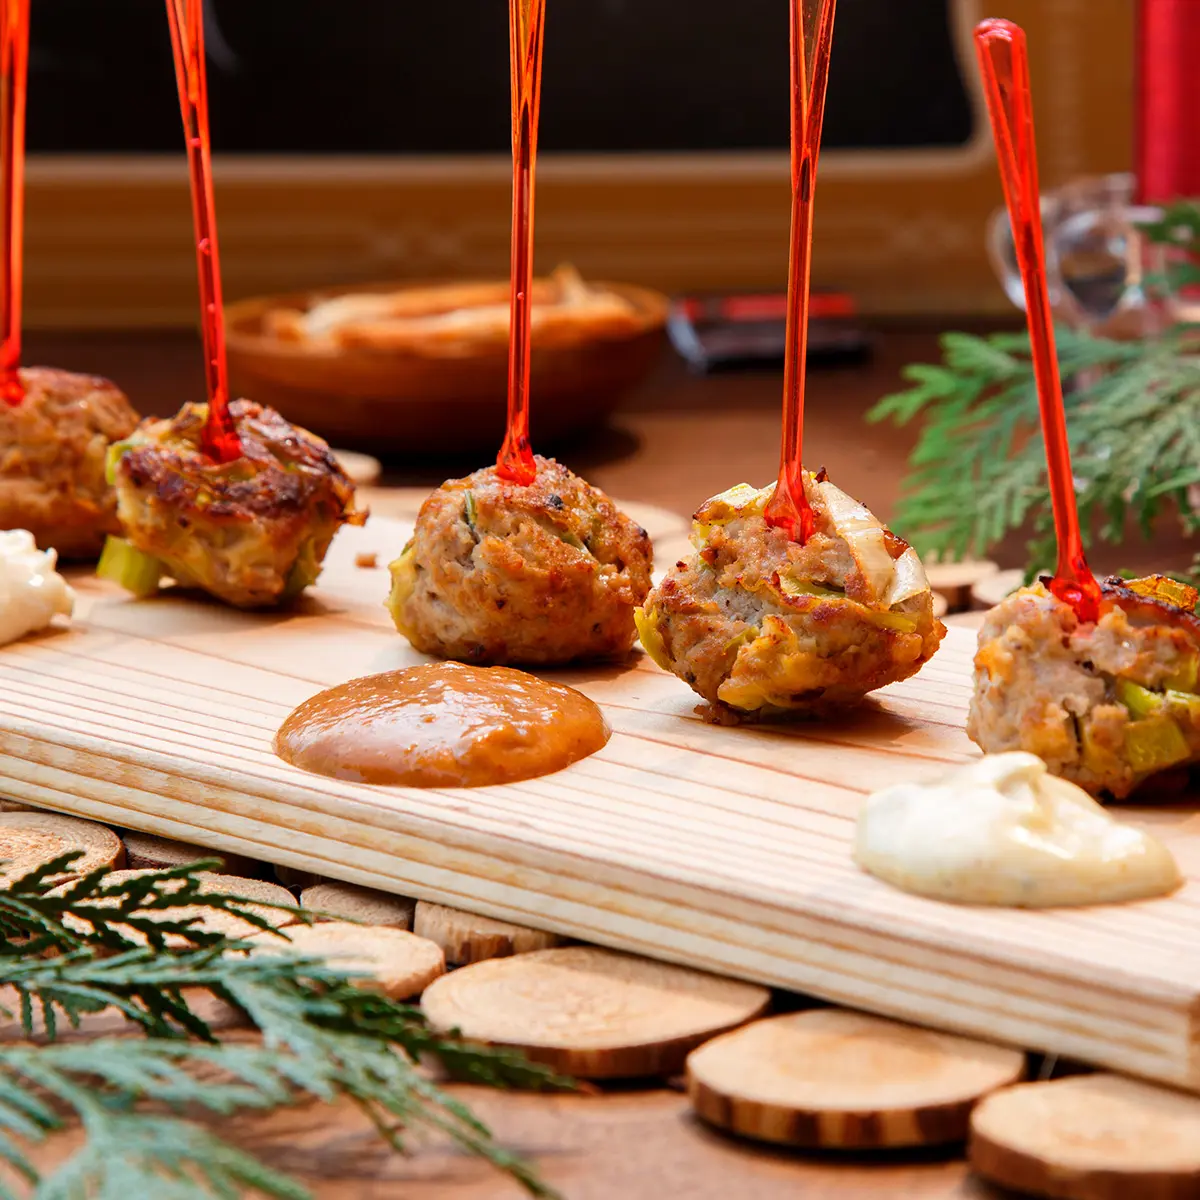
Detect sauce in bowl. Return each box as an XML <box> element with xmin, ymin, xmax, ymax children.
<box><xmin>276</xmin><ymin>661</ymin><xmax>609</xmax><ymax>788</ymax></box>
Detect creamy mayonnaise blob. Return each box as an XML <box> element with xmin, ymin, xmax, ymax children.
<box><xmin>854</xmin><ymin>751</ymin><xmax>1181</xmax><ymax>908</ymax></box>
<box><xmin>0</xmin><ymin>530</ymin><xmax>74</xmax><ymax>647</ymax></box>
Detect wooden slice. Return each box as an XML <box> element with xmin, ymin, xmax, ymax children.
<box><xmin>122</xmin><ymin>830</ymin><xmax>254</xmax><ymax>876</ymax></box>
<box><xmin>413</xmin><ymin>900</ymin><xmax>562</xmax><ymax>965</ymax></box>
<box><xmin>0</xmin><ymin>812</ymin><xmax>124</xmax><ymax>882</ymax></box>
<box><xmin>420</xmin><ymin>946</ymin><xmax>771</xmax><ymax>1079</ymax></box>
<box><xmin>331</xmin><ymin>449</ymin><xmax>382</xmax><ymax>486</ymax></box>
<box><xmin>60</xmin><ymin>870</ymin><xmax>299</xmax><ymax>946</ymax></box>
<box><xmin>924</xmin><ymin>557</ymin><xmax>1000</xmax><ymax>611</ymax></box>
<box><xmin>301</xmin><ymin>882</ymin><xmax>415</xmax><ymax>930</ymax></box>
<box><xmin>969</xmin><ymin>1074</ymin><xmax>1200</xmax><ymax>1200</ymax></box>
<box><xmin>249</xmin><ymin>921</ymin><xmax>444</xmax><ymax>999</ymax></box>
<box><xmin>686</xmin><ymin>1008</ymin><xmax>1025</xmax><ymax>1149</ymax></box>
<box><xmin>274</xmin><ymin>864</ymin><xmax>323</xmax><ymax>889</ymax></box>
<box><xmin>931</xmin><ymin>591</ymin><xmax>949</xmax><ymax>619</ymax></box>
<box><xmin>971</xmin><ymin>568</ymin><xmax>1026</xmax><ymax>610</ymax></box>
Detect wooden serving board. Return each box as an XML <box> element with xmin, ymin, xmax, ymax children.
<box><xmin>1</xmin><ymin>516</ymin><xmax>1198</xmax><ymax>1091</ymax></box>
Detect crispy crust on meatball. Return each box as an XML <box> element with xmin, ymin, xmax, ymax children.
<box><xmin>386</xmin><ymin>456</ymin><xmax>653</xmax><ymax>665</ymax></box>
<box><xmin>112</xmin><ymin>399</ymin><xmax>365</xmax><ymax>608</ymax></box>
<box><xmin>637</xmin><ymin>476</ymin><xmax>944</xmax><ymax>721</ymax></box>
<box><xmin>967</xmin><ymin>579</ymin><xmax>1200</xmax><ymax>799</ymax></box>
<box><xmin>0</xmin><ymin>367</ymin><xmax>140</xmax><ymax>558</ymax></box>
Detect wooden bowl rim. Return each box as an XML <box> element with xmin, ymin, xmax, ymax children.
<box><xmin>225</xmin><ymin>278</ymin><xmax>670</xmax><ymax>365</ymax></box>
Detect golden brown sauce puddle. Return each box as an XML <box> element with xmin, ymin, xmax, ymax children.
<box><xmin>275</xmin><ymin>662</ymin><xmax>609</xmax><ymax>788</ymax></box>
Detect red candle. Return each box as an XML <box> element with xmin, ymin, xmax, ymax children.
<box><xmin>1135</xmin><ymin>0</ymin><xmax>1200</xmax><ymax>204</ymax></box>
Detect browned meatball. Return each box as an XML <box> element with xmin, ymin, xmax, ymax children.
<box><xmin>636</xmin><ymin>477</ymin><xmax>944</xmax><ymax>722</ymax></box>
<box><xmin>968</xmin><ymin>576</ymin><xmax>1200</xmax><ymax>799</ymax></box>
<box><xmin>110</xmin><ymin>399</ymin><xmax>365</xmax><ymax>608</ymax></box>
<box><xmin>387</xmin><ymin>456</ymin><xmax>653</xmax><ymax>665</ymax></box>
<box><xmin>0</xmin><ymin>367</ymin><xmax>140</xmax><ymax>558</ymax></box>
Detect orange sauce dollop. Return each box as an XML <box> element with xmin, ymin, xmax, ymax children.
<box><xmin>275</xmin><ymin>661</ymin><xmax>609</xmax><ymax>788</ymax></box>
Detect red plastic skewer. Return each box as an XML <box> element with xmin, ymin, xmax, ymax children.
<box><xmin>0</xmin><ymin>0</ymin><xmax>28</xmax><ymax>406</ymax></box>
<box><xmin>496</xmin><ymin>0</ymin><xmax>546</xmax><ymax>486</ymax></box>
<box><xmin>974</xmin><ymin>19</ymin><xmax>1100</xmax><ymax>622</ymax></box>
<box><xmin>763</xmin><ymin>0</ymin><xmax>837</xmax><ymax>543</ymax></box>
<box><xmin>165</xmin><ymin>0</ymin><xmax>240</xmax><ymax>463</ymax></box>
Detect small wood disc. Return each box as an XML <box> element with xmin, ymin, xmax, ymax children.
<box><xmin>0</xmin><ymin>812</ymin><xmax>124</xmax><ymax>881</ymax></box>
<box><xmin>971</xmin><ymin>568</ymin><xmax>1026</xmax><ymax>610</ymax></box>
<box><xmin>413</xmin><ymin>900</ymin><xmax>562</xmax><ymax>965</ymax></box>
<box><xmin>331</xmin><ymin>449</ymin><xmax>382</xmax><ymax>486</ymax></box>
<box><xmin>925</xmin><ymin>557</ymin><xmax>1000</xmax><ymax>610</ymax></box>
<box><xmin>301</xmin><ymin>882</ymin><xmax>415</xmax><ymax>930</ymax></box>
<box><xmin>122</xmin><ymin>831</ymin><xmax>254</xmax><ymax>876</ymax></box>
<box><xmin>686</xmin><ymin>1009</ymin><xmax>1025</xmax><ymax>1149</ymax></box>
<box><xmin>931</xmin><ymin>590</ymin><xmax>949</xmax><ymax>619</ymax></box>
<box><xmin>420</xmin><ymin>946</ymin><xmax>771</xmax><ymax>1079</ymax></box>
<box><xmin>62</xmin><ymin>870</ymin><xmax>299</xmax><ymax>945</ymax></box>
<box><xmin>969</xmin><ymin>1074</ymin><xmax>1200</xmax><ymax>1200</ymax></box>
<box><xmin>249</xmin><ymin>921</ymin><xmax>444</xmax><ymax>999</ymax></box>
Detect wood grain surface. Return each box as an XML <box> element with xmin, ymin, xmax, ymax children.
<box><xmin>0</xmin><ymin>516</ymin><xmax>1197</xmax><ymax>1094</ymax></box>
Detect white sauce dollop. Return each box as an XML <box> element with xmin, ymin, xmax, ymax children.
<box><xmin>0</xmin><ymin>530</ymin><xmax>74</xmax><ymax>647</ymax></box>
<box><xmin>854</xmin><ymin>752</ymin><xmax>1181</xmax><ymax>908</ymax></box>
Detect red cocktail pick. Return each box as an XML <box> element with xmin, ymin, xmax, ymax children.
<box><xmin>763</xmin><ymin>0</ymin><xmax>837</xmax><ymax>543</ymax></box>
<box><xmin>974</xmin><ymin>18</ymin><xmax>1100</xmax><ymax>623</ymax></box>
<box><xmin>166</xmin><ymin>0</ymin><xmax>240</xmax><ymax>463</ymax></box>
<box><xmin>495</xmin><ymin>0</ymin><xmax>546</xmax><ymax>487</ymax></box>
<box><xmin>0</xmin><ymin>0</ymin><xmax>28</xmax><ymax>406</ymax></box>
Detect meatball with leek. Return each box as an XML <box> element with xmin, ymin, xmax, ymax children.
<box><xmin>387</xmin><ymin>455</ymin><xmax>652</xmax><ymax>665</ymax></box>
<box><xmin>102</xmin><ymin>400</ymin><xmax>364</xmax><ymax>608</ymax></box>
<box><xmin>635</xmin><ymin>475</ymin><xmax>944</xmax><ymax>721</ymax></box>
<box><xmin>968</xmin><ymin>575</ymin><xmax>1200</xmax><ymax>799</ymax></box>
<box><xmin>0</xmin><ymin>367</ymin><xmax>140</xmax><ymax>558</ymax></box>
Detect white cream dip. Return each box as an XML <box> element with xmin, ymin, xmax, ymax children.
<box><xmin>0</xmin><ymin>530</ymin><xmax>74</xmax><ymax>647</ymax></box>
<box><xmin>854</xmin><ymin>751</ymin><xmax>1181</xmax><ymax>908</ymax></box>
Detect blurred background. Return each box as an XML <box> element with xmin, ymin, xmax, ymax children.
<box><xmin>22</xmin><ymin>0</ymin><xmax>1131</xmax><ymax>324</ymax></box>
<box><xmin>17</xmin><ymin>0</ymin><xmax>1199</xmax><ymax>599</ymax></box>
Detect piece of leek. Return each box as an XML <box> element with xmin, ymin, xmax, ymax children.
<box><xmin>104</xmin><ymin>439</ymin><xmax>135</xmax><ymax>486</ymax></box>
<box><xmin>1124</xmin><ymin>715</ymin><xmax>1191</xmax><ymax>774</ymax></box>
<box><xmin>864</xmin><ymin>609</ymin><xmax>920</xmax><ymax>634</ymax></box>
<box><xmin>463</xmin><ymin>490</ymin><xmax>477</xmax><ymax>532</ymax></box>
<box><xmin>1116</xmin><ymin>678</ymin><xmax>1163</xmax><ymax>719</ymax></box>
<box><xmin>1164</xmin><ymin>652</ymin><xmax>1199</xmax><ymax>693</ymax></box>
<box><xmin>634</xmin><ymin>605</ymin><xmax>672</xmax><ymax>672</ymax></box>
<box><xmin>96</xmin><ymin>536</ymin><xmax>163</xmax><ymax>598</ymax></box>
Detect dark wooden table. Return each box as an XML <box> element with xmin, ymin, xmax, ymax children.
<box><xmin>20</xmin><ymin>324</ymin><xmax>1163</xmax><ymax>1196</ymax></box>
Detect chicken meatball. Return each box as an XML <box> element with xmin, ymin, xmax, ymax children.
<box><xmin>387</xmin><ymin>456</ymin><xmax>652</xmax><ymax>665</ymax></box>
<box><xmin>636</xmin><ymin>475</ymin><xmax>944</xmax><ymax>722</ymax></box>
<box><xmin>968</xmin><ymin>575</ymin><xmax>1200</xmax><ymax>799</ymax></box>
<box><xmin>0</xmin><ymin>367</ymin><xmax>141</xmax><ymax>558</ymax></box>
<box><xmin>107</xmin><ymin>399</ymin><xmax>364</xmax><ymax>608</ymax></box>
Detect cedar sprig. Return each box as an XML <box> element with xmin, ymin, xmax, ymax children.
<box><xmin>867</xmin><ymin>198</ymin><xmax>1200</xmax><ymax>579</ymax></box>
<box><xmin>0</xmin><ymin>853</ymin><xmax>567</xmax><ymax>1199</ymax></box>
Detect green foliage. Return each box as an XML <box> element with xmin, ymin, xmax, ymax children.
<box><xmin>0</xmin><ymin>852</ymin><xmax>566</xmax><ymax>1199</ymax></box>
<box><xmin>868</xmin><ymin>313</ymin><xmax>1200</xmax><ymax>580</ymax></box>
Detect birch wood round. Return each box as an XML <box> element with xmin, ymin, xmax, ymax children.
<box><xmin>301</xmin><ymin>882</ymin><xmax>416</xmax><ymax>930</ymax></box>
<box><xmin>250</xmin><ymin>922</ymin><xmax>444</xmax><ymax>999</ymax></box>
<box><xmin>122</xmin><ymin>830</ymin><xmax>254</xmax><ymax>876</ymax></box>
<box><xmin>330</xmin><ymin>450</ymin><xmax>382</xmax><ymax>487</ymax></box>
<box><xmin>413</xmin><ymin>900</ymin><xmax>563</xmax><ymax>965</ymax></box>
<box><xmin>924</xmin><ymin>558</ymin><xmax>1000</xmax><ymax>612</ymax></box>
<box><xmin>420</xmin><ymin>946</ymin><xmax>770</xmax><ymax>1079</ymax></box>
<box><xmin>969</xmin><ymin>1074</ymin><xmax>1200</xmax><ymax>1200</ymax></box>
<box><xmin>971</xmin><ymin>568</ymin><xmax>1026</xmax><ymax>610</ymax></box>
<box><xmin>687</xmin><ymin>1009</ymin><xmax>1025</xmax><ymax>1149</ymax></box>
<box><xmin>0</xmin><ymin>812</ymin><xmax>124</xmax><ymax>881</ymax></box>
<box><xmin>64</xmin><ymin>870</ymin><xmax>299</xmax><ymax>945</ymax></box>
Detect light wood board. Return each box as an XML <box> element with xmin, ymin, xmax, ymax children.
<box><xmin>0</xmin><ymin>517</ymin><xmax>1198</xmax><ymax>1092</ymax></box>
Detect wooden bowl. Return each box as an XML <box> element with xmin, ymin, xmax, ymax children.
<box><xmin>225</xmin><ymin>280</ymin><xmax>668</xmax><ymax>456</ymax></box>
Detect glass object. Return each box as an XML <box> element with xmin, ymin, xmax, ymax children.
<box><xmin>986</xmin><ymin>172</ymin><xmax>1170</xmax><ymax>337</ymax></box>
